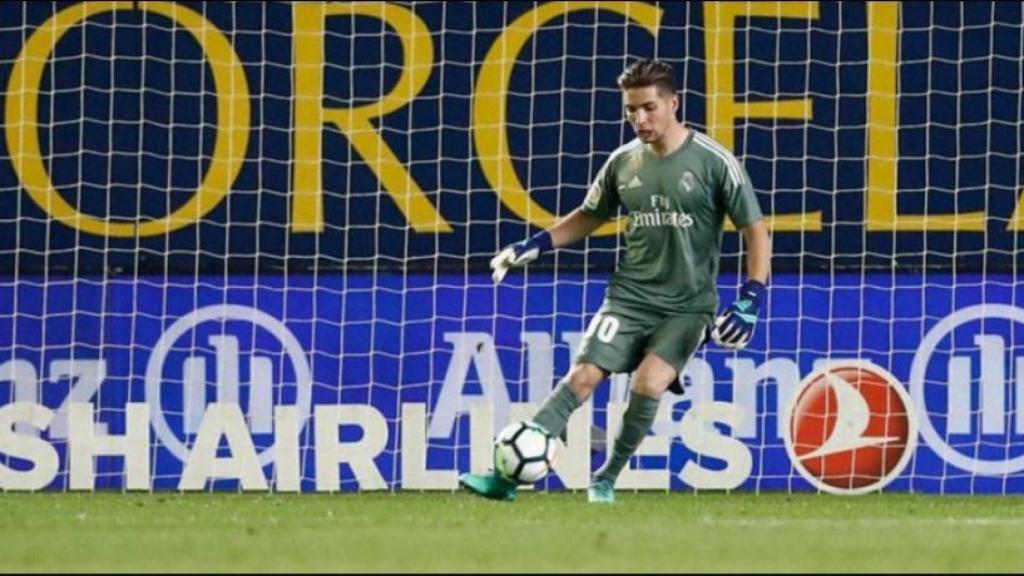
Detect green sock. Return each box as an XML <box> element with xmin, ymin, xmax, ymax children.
<box><xmin>595</xmin><ymin>391</ymin><xmax>660</xmax><ymax>485</ymax></box>
<box><xmin>531</xmin><ymin>380</ymin><xmax>582</xmax><ymax>440</ymax></box>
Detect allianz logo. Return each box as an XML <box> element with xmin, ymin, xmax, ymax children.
<box><xmin>909</xmin><ymin>304</ymin><xmax>1024</xmax><ymax>475</ymax></box>
<box><xmin>942</xmin><ymin>333</ymin><xmax>1023</xmax><ymax>435</ymax></box>
<box><xmin>176</xmin><ymin>334</ymin><xmax>275</xmax><ymax>436</ymax></box>
<box><xmin>145</xmin><ymin>305</ymin><xmax>314</xmax><ymax>466</ymax></box>
<box><xmin>909</xmin><ymin>304</ymin><xmax>1024</xmax><ymax>438</ymax></box>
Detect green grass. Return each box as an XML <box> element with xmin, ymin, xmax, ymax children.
<box><xmin>2</xmin><ymin>491</ymin><xmax>1024</xmax><ymax>572</ymax></box>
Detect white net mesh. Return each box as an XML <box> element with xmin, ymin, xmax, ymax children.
<box><xmin>0</xmin><ymin>2</ymin><xmax>1022</xmax><ymax>493</ymax></box>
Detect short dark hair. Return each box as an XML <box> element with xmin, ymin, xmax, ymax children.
<box><xmin>617</xmin><ymin>59</ymin><xmax>676</xmax><ymax>96</ymax></box>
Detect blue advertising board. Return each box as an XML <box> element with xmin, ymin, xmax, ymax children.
<box><xmin>1</xmin><ymin>272</ymin><xmax>1024</xmax><ymax>493</ymax></box>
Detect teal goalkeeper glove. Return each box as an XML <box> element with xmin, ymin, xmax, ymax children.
<box><xmin>489</xmin><ymin>231</ymin><xmax>553</xmax><ymax>283</ymax></box>
<box><xmin>711</xmin><ymin>280</ymin><xmax>765</xmax><ymax>350</ymax></box>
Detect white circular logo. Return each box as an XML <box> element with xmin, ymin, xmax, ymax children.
<box><xmin>784</xmin><ymin>360</ymin><xmax>917</xmax><ymax>495</ymax></box>
<box><xmin>910</xmin><ymin>304</ymin><xmax>1024</xmax><ymax>475</ymax></box>
<box><xmin>145</xmin><ymin>305</ymin><xmax>313</xmax><ymax>465</ymax></box>
<box><xmin>678</xmin><ymin>171</ymin><xmax>695</xmax><ymax>193</ymax></box>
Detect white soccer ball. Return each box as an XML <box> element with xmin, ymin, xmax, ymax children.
<box><xmin>494</xmin><ymin>421</ymin><xmax>558</xmax><ymax>484</ymax></box>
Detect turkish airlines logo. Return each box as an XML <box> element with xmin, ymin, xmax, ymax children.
<box><xmin>784</xmin><ymin>361</ymin><xmax>918</xmax><ymax>495</ymax></box>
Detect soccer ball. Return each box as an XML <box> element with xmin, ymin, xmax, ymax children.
<box><xmin>494</xmin><ymin>421</ymin><xmax>558</xmax><ymax>484</ymax></box>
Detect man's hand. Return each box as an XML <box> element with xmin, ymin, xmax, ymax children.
<box><xmin>490</xmin><ymin>232</ymin><xmax>552</xmax><ymax>283</ymax></box>
<box><xmin>711</xmin><ymin>280</ymin><xmax>765</xmax><ymax>350</ymax></box>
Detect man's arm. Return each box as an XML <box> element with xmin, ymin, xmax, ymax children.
<box><xmin>741</xmin><ymin>219</ymin><xmax>771</xmax><ymax>284</ymax></box>
<box><xmin>711</xmin><ymin>218</ymin><xmax>772</xmax><ymax>349</ymax></box>
<box><xmin>489</xmin><ymin>208</ymin><xmax>609</xmax><ymax>283</ymax></box>
<box><xmin>547</xmin><ymin>208</ymin><xmax>608</xmax><ymax>249</ymax></box>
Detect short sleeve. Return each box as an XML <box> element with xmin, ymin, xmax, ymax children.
<box><xmin>579</xmin><ymin>154</ymin><xmax>620</xmax><ymax>219</ymax></box>
<box><xmin>719</xmin><ymin>155</ymin><xmax>763</xmax><ymax>229</ymax></box>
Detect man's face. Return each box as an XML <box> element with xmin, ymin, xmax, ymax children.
<box><xmin>623</xmin><ymin>85</ymin><xmax>678</xmax><ymax>144</ymax></box>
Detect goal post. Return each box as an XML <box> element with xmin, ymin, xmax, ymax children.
<box><xmin>0</xmin><ymin>1</ymin><xmax>1022</xmax><ymax>494</ymax></box>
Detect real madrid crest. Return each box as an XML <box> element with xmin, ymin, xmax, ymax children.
<box><xmin>678</xmin><ymin>171</ymin><xmax>695</xmax><ymax>193</ymax></box>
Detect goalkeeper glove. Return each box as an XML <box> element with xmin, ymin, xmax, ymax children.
<box><xmin>711</xmin><ymin>280</ymin><xmax>765</xmax><ymax>350</ymax></box>
<box><xmin>490</xmin><ymin>231</ymin><xmax>553</xmax><ymax>283</ymax></box>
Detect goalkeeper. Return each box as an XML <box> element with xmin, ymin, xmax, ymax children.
<box><xmin>460</xmin><ymin>59</ymin><xmax>771</xmax><ymax>503</ymax></box>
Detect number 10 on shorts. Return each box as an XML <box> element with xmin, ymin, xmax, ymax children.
<box><xmin>585</xmin><ymin>313</ymin><xmax>621</xmax><ymax>343</ymax></box>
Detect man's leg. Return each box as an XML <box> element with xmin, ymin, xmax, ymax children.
<box><xmin>458</xmin><ymin>363</ymin><xmax>606</xmax><ymax>501</ymax></box>
<box><xmin>459</xmin><ymin>298</ymin><xmax>648</xmax><ymax>502</ymax></box>
<box><xmin>589</xmin><ymin>353</ymin><xmax>676</xmax><ymax>503</ymax></box>
<box><xmin>589</xmin><ymin>313</ymin><xmax>709</xmax><ymax>503</ymax></box>
<box><xmin>532</xmin><ymin>363</ymin><xmax>606</xmax><ymax>439</ymax></box>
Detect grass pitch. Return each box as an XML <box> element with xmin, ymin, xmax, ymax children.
<box><xmin>2</xmin><ymin>491</ymin><xmax>1024</xmax><ymax>572</ymax></box>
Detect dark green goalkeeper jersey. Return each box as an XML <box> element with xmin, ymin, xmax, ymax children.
<box><xmin>580</xmin><ymin>129</ymin><xmax>763</xmax><ymax>314</ymax></box>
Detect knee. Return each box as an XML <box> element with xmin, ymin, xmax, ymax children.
<box><xmin>629</xmin><ymin>355</ymin><xmax>678</xmax><ymax>399</ymax></box>
<box><xmin>565</xmin><ymin>363</ymin><xmax>605</xmax><ymax>401</ymax></box>
<box><xmin>630</xmin><ymin>376</ymin><xmax>665</xmax><ymax>400</ymax></box>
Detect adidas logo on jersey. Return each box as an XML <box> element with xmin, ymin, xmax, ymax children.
<box><xmin>618</xmin><ymin>176</ymin><xmax>643</xmax><ymax>190</ymax></box>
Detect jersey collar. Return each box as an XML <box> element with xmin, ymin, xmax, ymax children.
<box><xmin>644</xmin><ymin>127</ymin><xmax>695</xmax><ymax>161</ymax></box>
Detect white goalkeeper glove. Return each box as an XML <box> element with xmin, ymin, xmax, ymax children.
<box><xmin>490</xmin><ymin>231</ymin><xmax>553</xmax><ymax>283</ymax></box>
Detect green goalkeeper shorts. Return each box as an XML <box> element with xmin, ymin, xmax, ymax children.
<box><xmin>573</xmin><ymin>299</ymin><xmax>713</xmax><ymax>375</ymax></box>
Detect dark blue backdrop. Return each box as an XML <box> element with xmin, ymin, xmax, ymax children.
<box><xmin>0</xmin><ymin>2</ymin><xmax>1021</xmax><ymax>273</ymax></box>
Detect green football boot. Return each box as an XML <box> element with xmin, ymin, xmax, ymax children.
<box><xmin>588</xmin><ymin>477</ymin><xmax>615</xmax><ymax>504</ymax></box>
<box><xmin>458</xmin><ymin>470</ymin><xmax>518</xmax><ymax>502</ymax></box>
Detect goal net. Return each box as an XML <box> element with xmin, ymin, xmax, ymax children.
<box><xmin>0</xmin><ymin>1</ymin><xmax>1022</xmax><ymax>494</ymax></box>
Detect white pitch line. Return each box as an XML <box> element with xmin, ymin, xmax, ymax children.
<box><xmin>693</xmin><ymin>516</ymin><xmax>1024</xmax><ymax>528</ymax></box>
